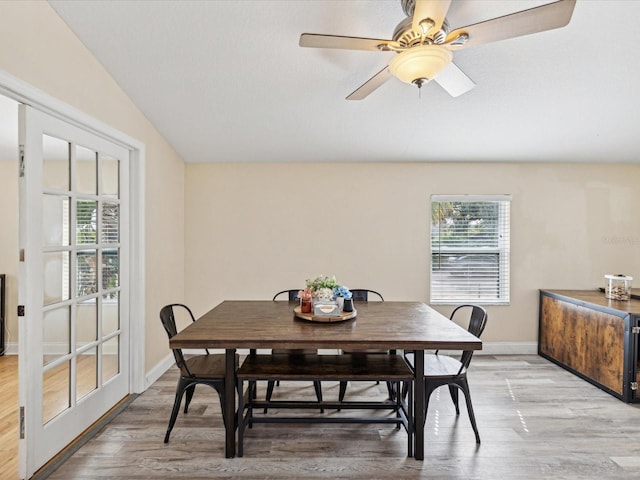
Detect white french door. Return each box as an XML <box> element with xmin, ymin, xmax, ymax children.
<box><xmin>18</xmin><ymin>105</ymin><xmax>130</xmax><ymax>478</ymax></box>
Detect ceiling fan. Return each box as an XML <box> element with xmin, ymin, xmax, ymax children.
<box><xmin>299</xmin><ymin>0</ymin><xmax>576</xmax><ymax>100</ymax></box>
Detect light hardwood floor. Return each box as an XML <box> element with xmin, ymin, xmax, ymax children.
<box><xmin>39</xmin><ymin>355</ymin><xmax>640</xmax><ymax>479</ymax></box>
<box><xmin>0</xmin><ymin>354</ymin><xmax>120</xmax><ymax>480</ymax></box>
<box><xmin>0</xmin><ymin>355</ymin><xmax>18</xmax><ymax>480</ymax></box>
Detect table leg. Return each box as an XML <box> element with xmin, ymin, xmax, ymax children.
<box><xmin>414</xmin><ymin>349</ymin><xmax>425</xmax><ymax>460</ymax></box>
<box><xmin>224</xmin><ymin>348</ymin><xmax>236</xmax><ymax>458</ymax></box>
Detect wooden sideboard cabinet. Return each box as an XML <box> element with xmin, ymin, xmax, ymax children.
<box><xmin>539</xmin><ymin>289</ymin><xmax>640</xmax><ymax>403</ymax></box>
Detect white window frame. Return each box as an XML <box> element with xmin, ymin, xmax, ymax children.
<box><xmin>430</xmin><ymin>194</ymin><xmax>511</xmax><ymax>305</ymax></box>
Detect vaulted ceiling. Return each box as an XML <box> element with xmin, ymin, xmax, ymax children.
<box><xmin>46</xmin><ymin>1</ymin><xmax>640</xmax><ymax>164</ymax></box>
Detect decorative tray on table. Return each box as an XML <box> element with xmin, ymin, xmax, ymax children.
<box><xmin>293</xmin><ymin>306</ymin><xmax>357</xmax><ymax>323</ymax></box>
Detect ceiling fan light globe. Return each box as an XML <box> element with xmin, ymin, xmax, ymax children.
<box><xmin>389</xmin><ymin>45</ymin><xmax>452</xmax><ymax>84</ymax></box>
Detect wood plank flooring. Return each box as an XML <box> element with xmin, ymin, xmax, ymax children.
<box><xmin>0</xmin><ymin>354</ymin><xmax>120</xmax><ymax>480</ymax></box>
<box><xmin>43</xmin><ymin>355</ymin><xmax>640</xmax><ymax>479</ymax></box>
<box><xmin>0</xmin><ymin>355</ymin><xmax>18</xmax><ymax>479</ymax></box>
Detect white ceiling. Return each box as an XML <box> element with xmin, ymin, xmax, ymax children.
<box><xmin>33</xmin><ymin>1</ymin><xmax>640</xmax><ymax>163</ymax></box>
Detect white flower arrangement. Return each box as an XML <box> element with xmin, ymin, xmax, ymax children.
<box><xmin>304</xmin><ymin>275</ymin><xmax>351</xmax><ymax>301</ymax></box>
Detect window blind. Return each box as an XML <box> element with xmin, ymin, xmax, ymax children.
<box><xmin>430</xmin><ymin>195</ymin><xmax>511</xmax><ymax>305</ymax></box>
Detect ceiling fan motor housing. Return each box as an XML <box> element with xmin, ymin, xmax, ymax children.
<box><xmin>392</xmin><ymin>16</ymin><xmax>449</xmax><ymax>48</ymax></box>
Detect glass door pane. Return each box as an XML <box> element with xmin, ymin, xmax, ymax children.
<box><xmin>101</xmin><ymin>156</ymin><xmax>119</xmax><ymax>198</ymax></box>
<box><xmin>42</xmin><ymin>135</ymin><xmax>69</xmax><ymax>191</ymax></box>
<box><xmin>102</xmin><ymin>336</ymin><xmax>119</xmax><ymax>384</ymax></box>
<box><xmin>43</xmin><ymin>361</ymin><xmax>70</xmax><ymax>424</ymax></box>
<box><xmin>43</xmin><ymin>306</ymin><xmax>70</xmax><ymax>366</ymax></box>
<box><xmin>75</xmin><ymin>145</ymin><xmax>97</xmax><ymax>195</ymax></box>
<box><xmin>43</xmin><ymin>252</ymin><xmax>69</xmax><ymax>306</ymax></box>
<box><xmin>42</xmin><ymin>195</ymin><xmax>69</xmax><ymax>246</ymax></box>
<box><xmin>76</xmin><ymin>348</ymin><xmax>98</xmax><ymax>402</ymax></box>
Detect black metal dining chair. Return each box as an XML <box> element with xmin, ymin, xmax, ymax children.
<box><xmin>350</xmin><ymin>289</ymin><xmax>384</xmax><ymax>302</ymax></box>
<box><xmin>404</xmin><ymin>304</ymin><xmax>488</xmax><ymax>443</ymax></box>
<box><xmin>265</xmin><ymin>290</ymin><xmax>323</xmax><ymax>412</ymax></box>
<box><xmin>159</xmin><ymin>303</ymin><xmax>237</xmax><ymax>443</ymax></box>
<box><xmin>338</xmin><ymin>289</ymin><xmax>393</xmax><ymax>402</ymax></box>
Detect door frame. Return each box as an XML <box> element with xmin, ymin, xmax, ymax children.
<box><xmin>0</xmin><ymin>69</ymin><xmax>146</xmax><ymax>473</ymax></box>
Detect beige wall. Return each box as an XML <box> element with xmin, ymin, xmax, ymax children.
<box><xmin>185</xmin><ymin>162</ymin><xmax>640</xmax><ymax>344</ymax></box>
<box><xmin>0</xmin><ymin>1</ymin><xmax>185</xmax><ymax>370</ymax></box>
<box><xmin>0</xmin><ymin>161</ymin><xmax>18</xmax><ymax>351</ymax></box>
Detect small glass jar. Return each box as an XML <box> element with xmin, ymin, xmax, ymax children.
<box><xmin>300</xmin><ymin>298</ymin><xmax>313</xmax><ymax>313</ymax></box>
<box><xmin>604</xmin><ymin>274</ymin><xmax>633</xmax><ymax>301</ymax></box>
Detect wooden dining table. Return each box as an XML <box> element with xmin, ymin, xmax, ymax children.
<box><xmin>169</xmin><ymin>300</ymin><xmax>482</xmax><ymax>460</ymax></box>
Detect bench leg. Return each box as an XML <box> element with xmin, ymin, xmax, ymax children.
<box><xmin>338</xmin><ymin>381</ymin><xmax>347</xmax><ymax>403</ymax></box>
<box><xmin>313</xmin><ymin>381</ymin><xmax>324</xmax><ymax>413</ymax></box>
<box><xmin>394</xmin><ymin>381</ymin><xmax>401</xmax><ymax>430</ymax></box>
<box><xmin>237</xmin><ymin>378</ymin><xmax>243</xmax><ymax>457</ymax></box>
<box><xmin>407</xmin><ymin>380</ymin><xmax>414</xmax><ymax>458</ymax></box>
<box><xmin>264</xmin><ymin>380</ymin><xmax>276</xmax><ymax>413</ymax></box>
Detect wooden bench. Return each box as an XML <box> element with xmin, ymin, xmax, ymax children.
<box><xmin>236</xmin><ymin>353</ymin><xmax>414</xmax><ymax>457</ymax></box>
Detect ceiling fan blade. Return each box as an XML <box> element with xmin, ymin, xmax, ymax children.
<box><xmin>445</xmin><ymin>0</ymin><xmax>577</xmax><ymax>50</ymax></box>
<box><xmin>434</xmin><ymin>62</ymin><xmax>475</xmax><ymax>97</ymax></box>
<box><xmin>413</xmin><ymin>0</ymin><xmax>452</xmax><ymax>34</ymax></box>
<box><xmin>299</xmin><ymin>33</ymin><xmax>394</xmax><ymax>52</ymax></box>
<box><xmin>346</xmin><ymin>67</ymin><xmax>393</xmax><ymax>100</ymax></box>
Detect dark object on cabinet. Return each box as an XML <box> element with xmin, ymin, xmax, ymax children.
<box><xmin>539</xmin><ymin>289</ymin><xmax>640</xmax><ymax>403</ymax></box>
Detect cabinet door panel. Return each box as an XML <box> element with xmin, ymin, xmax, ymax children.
<box><xmin>540</xmin><ymin>295</ymin><xmax>625</xmax><ymax>394</ymax></box>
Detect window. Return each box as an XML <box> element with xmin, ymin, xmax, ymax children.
<box><xmin>76</xmin><ymin>200</ymin><xmax>120</xmax><ymax>301</ymax></box>
<box><xmin>430</xmin><ymin>195</ymin><xmax>511</xmax><ymax>305</ymax></box>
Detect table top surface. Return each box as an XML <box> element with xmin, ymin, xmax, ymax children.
<box><xmin>541</xmin><ymin>289</ymin><xmax>640</xmax><ymax>315</ymax></box>
<box><xmin>169</xmin><ymin>300</ymin><xmax>482</xmax><ymax>351</ymax></box>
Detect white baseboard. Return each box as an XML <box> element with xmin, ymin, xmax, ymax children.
<box><xmin>472</xmin><ymin>342</ymin><xmax>538</xmax><ymax>355</ymax></box>
<box><xmin>1</xmin><ymin>342</ymin><xmax>18</xmax><ymax>355</ymax></box>
<box><xmin>144</xmin><ymin>352</ymin><xmax>175</xmax><ymax>389</ymax></box>
<box><xmin>428</xmin><ymin>342</ymin><xmax>538</xmax><ymax>356</ymax></box>
<box><xmin>481</xmin><ymin>342</ymin><xmax>538</xmax><ymax>355</ymax></box>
